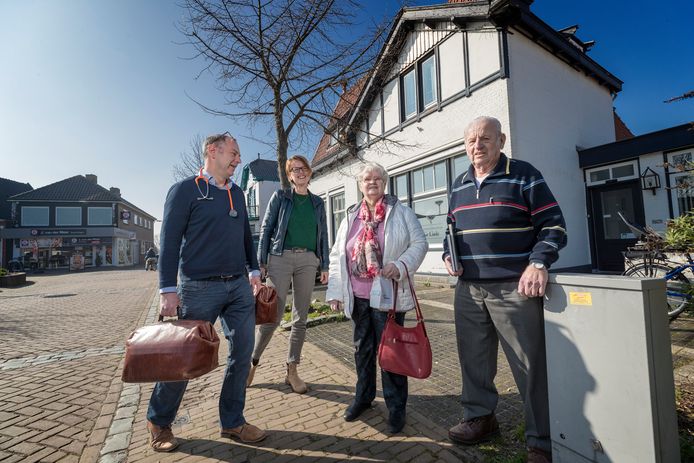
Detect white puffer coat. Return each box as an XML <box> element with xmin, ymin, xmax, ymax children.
<box><xmin>326</xmin><ymin>195</ymin><xmax>428</xmax><ymax>319</ymax></box>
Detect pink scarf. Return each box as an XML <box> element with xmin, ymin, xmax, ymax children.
<box><xmin>350</xmin><ymin>198</ymin><xmax>386</xmax><ymax>278</ymax></box>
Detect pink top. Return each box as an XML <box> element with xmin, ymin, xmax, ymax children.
<box><xmin>346</xmin><ymin>215</ymin><xmax>385</xmax><ymax>299</ymax></box>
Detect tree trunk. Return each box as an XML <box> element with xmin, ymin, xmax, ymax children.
<box><xmin>275</xmin><ymin>106</ymin><xmax>291</xmax><ymax>190</ymax></box>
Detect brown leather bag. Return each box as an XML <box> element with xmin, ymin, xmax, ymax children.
<box><xmin>122</xmin><ymin>319</ymin><xmax>220</xmax><ymax>383</ymax></box>
<box><xmin>255</xmin><ymin>284</ymin><xmax>278</xmax><ymax>325</ymax></box>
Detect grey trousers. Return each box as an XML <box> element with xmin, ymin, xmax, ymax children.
<box><xmin>454</xmin><ymin>279</ymin><xmax>551</xmax><ymax>452</ymax></box>
<box><xmin>252</xmin><ymin>251</ymin><xmax>319</xmax><ymax>364</ymax></box>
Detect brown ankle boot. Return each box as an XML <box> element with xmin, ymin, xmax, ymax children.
<box><xmin>285</xmin><ymin>362</ymin><xmax>308</xmax><ymax>393</ymax></box>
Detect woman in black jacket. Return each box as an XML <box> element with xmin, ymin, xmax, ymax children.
<box><xmin>247</xmin><ymin>155</ymin><xmax>329</xmax><ymax>393</ymax></box>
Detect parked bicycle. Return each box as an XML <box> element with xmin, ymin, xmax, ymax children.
<box><xmin>619</xmin><ymin>211</ymin><xmax>693</xmax><ymax>321</ymax></box>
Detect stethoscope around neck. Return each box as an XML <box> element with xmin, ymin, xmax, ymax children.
<box><xmin>194</xmin><ymin>168</ymin><xmax>238</xmax><ymax>218</ymax></box>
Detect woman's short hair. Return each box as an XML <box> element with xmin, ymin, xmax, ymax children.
<box><xmin>286</xmin><ymin>155</ymin><xmax>312</xmax><ymax>182</ymax></box>
<box><xmin>357</xmin><ymin>162</ymin><xmax>389</xmax><ymax>186</ymax></box>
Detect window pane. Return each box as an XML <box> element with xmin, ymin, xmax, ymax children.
<box><xmin>395</xmin><ymin>175</ymin><xmax>408</xmax><ymax>200</ymax></box>
<box><xmin>21</xmin><ymin>207</ymin><xmax>49</xmax><ymax>226</ymax></box>
<box><xmin>453</xmin><ymin>155</ymin><xmax>470</xmax><ymax>181</ymax></box>
<box><xmin>423</xmin><ymin>165</ymin><xmax>434</xmax><ymax>192</ymax></box>
<box><xmin>331</xmin><ymin>193</ymin><xmax>346</xmax><ymax>243</ymax></box>
<box><xmin>56</xmin><ymin>207</ymin><xmax>81</xmax><ymax>226</ymax></box>
<box><xmin>421</xmin><ymin>55</ymin><xmax>437</xmax><ymax>108</ymax></box>
<box><xmin>88</xmin><ymin>207</ymin><xmax>112</xmax><ymax>225</ymax></box>
<box><xmin>403</xmin><ymin>70</ymin><xmax>416</xmax><ymax>119</ymax></box>
<box><xmin>676</xmin><ymin>175</ymin><xmax>694</xmax><ymax>215</ymax></box>
<box><xmin>413</xmin><ymin>194</ymin><xmax>448</xmax><ymax>246</ymax></box>
<box><xmin>589</xmin><ymin>169</ymin><xmax>610</xmax><ymax>183</ymax></box>
<box><xmin>412</xmin><ymin>169</ymin><xmax>423</xmax><ymax>194</ymax></box>
<box><xmin>611</xmin><ymin>164</ymin><xmax>634</xmax><ymax>179</ymax></box>
<box><xmin>434</xmin><ymin>161</ymin><xmax>446</xmax><ymax>189</ymax></box>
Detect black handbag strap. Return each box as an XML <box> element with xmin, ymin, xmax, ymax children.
<box><xmin>387</xmin><ymin>262</ymin><xmax>428</xmax><ymax>336</ymax></box>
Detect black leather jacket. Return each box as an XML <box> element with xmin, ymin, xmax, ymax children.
<box><xmin>257</xmin><ymin>189</ymin><xmax>329</xmax><ymax>270</ymax></box>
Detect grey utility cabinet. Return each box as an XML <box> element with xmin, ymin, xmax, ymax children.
<box><xmin>544</xmin><ymin>274</ymin><xmax>680</xmax><ymax>463</ymax></box>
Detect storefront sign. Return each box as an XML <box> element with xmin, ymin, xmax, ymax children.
<box><xmin>21</xmin><ymin>238</ymin><xmax>62</xmax><ymax>248</ymax></box>
<box><xmin>32</xmin><ymin>229</ymin><xmax>87</xmax><ymax>236</ymax></box>
<box><xmin>67</xmin><ymin>237</ymin><xmax>109</xmax><ymax>246</ymax></box>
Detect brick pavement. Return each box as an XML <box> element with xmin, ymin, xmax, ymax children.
<box><xmin>0</xmin><ymin>268</ymin><xmax>157</xmax><ymax>463</ymax></box>
<box><xmin>3</xmin><ymin>271</ymin><xmax>693</xmax><ymax>462</ymax></box>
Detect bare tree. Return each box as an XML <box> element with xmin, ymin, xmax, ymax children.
<box><xmin>172</xmin><ymin>134</ymin><xmax>205</xmax><ymax>182</ymax></box>
<box><xmin>665</xmin><ymin>90</ymin><xmax>694</xmax><ymax>103</ymax></box>
<box><xmin>179</xmin><ymin>0</ymin><xmax>388</xmax><ymax>188</ymax></box>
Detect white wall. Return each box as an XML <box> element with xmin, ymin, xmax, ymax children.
<box><xmin>247</xmin><ymin>178</ymin><xmax>280</xmax><ymax>234</ymax></box>
<box><xmin>506</xmin><ymin>30</ymin><xmax>616</xmax><ymax>271</ymax></box>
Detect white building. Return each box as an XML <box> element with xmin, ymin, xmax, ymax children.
<box><xmin>309</xmin><ymin>0</ymin><xmax>624</xmax><ymax>276</ymax></box>
<box><xmin>239</xmin><ymin>158</ymin><xmax>281</xmax><ymax>247</ymax></box>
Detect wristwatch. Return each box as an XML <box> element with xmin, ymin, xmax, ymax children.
<box><xmin>531</xmin><ymin>261</ymin><xmax>545</xmax><ymax>270</ymax></box>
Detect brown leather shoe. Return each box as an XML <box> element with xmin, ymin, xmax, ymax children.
<box><xmin>147</xmin><ymin>420</ymin><xmax>179</xmax><ymax>452</ymax></box>
<box><xmin>448</xmin><ymin>414</ymin><xmax>500</xmax><ymax>445</ymax></box>
<box><xmin>527</xmin><ymin>447</ymin><xmax>552</xmax><ymax>463</ymax></box>
<box><xmin>220</xmin><ymin>422</ymin><xmax>267</xmax><ymax>443</ymax></box>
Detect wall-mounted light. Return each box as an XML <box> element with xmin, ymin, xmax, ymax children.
<box><xmin>640</xmin><ymin>167</ymin><xmax>661</xmax><ymax>195</ymax></box>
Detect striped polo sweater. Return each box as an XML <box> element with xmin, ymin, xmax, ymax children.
<box><xmin>444</xmin><ymin>153</ymin><xmax>567</xmax><ymax>280</ymax></box>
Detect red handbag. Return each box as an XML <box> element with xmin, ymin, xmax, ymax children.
<box><xmin>377</xmin><ymin>264</ymin><xmax>432</xmax><ymax>379</ymax></box>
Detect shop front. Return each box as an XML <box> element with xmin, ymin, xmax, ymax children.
<box><xmin>5</xmin><ymin>227</ymin><xmax>137</xmax><ymax>270</ymax></box>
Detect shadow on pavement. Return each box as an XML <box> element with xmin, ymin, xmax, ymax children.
<box><xmin>174</xmin><ymin>429</ymin><xmax>442</xmax><ymax>462</ymax></box>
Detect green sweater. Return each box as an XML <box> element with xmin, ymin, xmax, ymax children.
<box><xmin>284</xmin><ymin>194</ymin><xmax>317</xmax><ymax>251</ymax></box>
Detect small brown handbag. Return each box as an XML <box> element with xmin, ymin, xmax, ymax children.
<box><xmin>122</xmin><ymin>318</ymin><xmax>220</xmax><ymax>383</ymax></box>
<box><xmin>255</xmin><ymin>284</ymin><xmax>278</xmax><ymax>325</ymax></box>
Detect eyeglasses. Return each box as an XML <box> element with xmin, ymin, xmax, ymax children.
<box><xmin>204</xmin><ymin>131</ymin><xmax>234</xmax><ymax>148</ymax></box>
<box><xmin>290</xmin><ymin>167</ymin><xmax>309</xmax><ymax>174</ymax></box>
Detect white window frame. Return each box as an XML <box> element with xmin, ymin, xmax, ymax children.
<box><xmin>667</xmin><ymin>151</ymin><xmax>694</xmax><ymax>216</ymax></box>
<box><xmin>55</xmin><ymin>207</ymin><xmax>82</xmax><ymax>226</ymax></box>
<box><xmin>585</xmin><ymin>160</ymin><xmax>639</xmax><ymax>187</ymax></box>
<box><xmin>402</xmin><ymin>68</ymin><xmax>417</xmax><ymax>121</ymax></box>
<box><xmin>88</xmin><ymin>207</ymin><xmax>112</xmax><ymax>226</ymax></box>
<box><xmin>329</xmin><ymin>190</ymin><xmax>346</xmax><ymax>245</ymax></box>
<box><xmin>21</xmin><ymin>206</ymin><xmax>49</xmax><ymax>226</ymax></box>
<box><xmin>420</xmin><ymin>54</ymin><xmax>437</xmax><ymax>109</ymax></box>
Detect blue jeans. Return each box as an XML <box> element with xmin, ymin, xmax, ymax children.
<box><xmin>351</xmin><ymin>297</ymin><xmax>408</xmax><ymax>415</ymax></box>
<box><xmin>147</xmin><ymin>277</ymin><xmax>255</xmax><ymax>429</ymax></box>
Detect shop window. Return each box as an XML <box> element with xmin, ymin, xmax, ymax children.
<box><xmin>394</xmin><ymin>174</ymin><xmax>408</xmax><ymax>201</ymax></box>
<box><xmin>88</xmin><ymin>207</ymin><xmax>112</xmax><ymax>225</ymax></box>
<box><xmin>21</xmin><ymin>206</ymin><xmax>49</xmax><ymax>226</ymax></box>
<box><xmin>452</xmin><ymin>154</ymin><xmax>471</xmax><ymax>182</ymax></box>
<box><xmin>56</xmin><ymin>207</ymin><xmax>82</xmax><ymax>226</ymax></box>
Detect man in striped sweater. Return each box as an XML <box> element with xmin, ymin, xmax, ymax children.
<box><xmin>443</xmin><ymin>116</ymin><xmax>566</xmax><ymax>463</ymax></box>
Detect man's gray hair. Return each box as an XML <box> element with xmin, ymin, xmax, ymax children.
<box><xmin>202</xmin><ymin>132</ymin><xmax>237</xmax><ymax>158</ymax></box>
<box><xmin>464</xmin><ymin>116</ymin><xmax>504</xmax><ymax>139</ymax></box>
<box><xmin>357</xmin><ymin>162</ymin><xmax>389</xmax><ymax>186</ymax></box>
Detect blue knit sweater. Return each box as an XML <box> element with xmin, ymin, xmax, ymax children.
<box><xmin>158</xmin><ymin>175</ymin><xmax>259</xmax><ymax>289</ymax></box>
<box><xmin>443</xmin><ymin>153</ymin><xmax>567</xmax><ymax>280</ymax></box>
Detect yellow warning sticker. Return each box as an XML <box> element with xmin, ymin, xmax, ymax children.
<box><xmin>569</xmin><ymin>292</ymin><xmax>592</xmax><ymax>306</ymax></box>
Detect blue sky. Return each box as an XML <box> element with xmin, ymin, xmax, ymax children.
<box><xmin>1</xmin><ymin>0</ymin><xmax>692</xmax><ymax>236</ymax></box>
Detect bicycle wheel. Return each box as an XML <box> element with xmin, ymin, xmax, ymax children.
<box><xmin>624</xmin><ymin>263</ymin><xmax>691</xmax><ymax>320</ymax></box>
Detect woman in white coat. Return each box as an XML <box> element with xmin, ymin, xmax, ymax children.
<box><xmin>327</xmin><ymin>162</ymin><xmax>428</xmax><ymax>434</ymax></box>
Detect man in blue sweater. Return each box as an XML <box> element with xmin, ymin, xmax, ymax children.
<box><xmin>147</xmin><ymin>132</ymin><xmax>265</xmax><ymax>452</ymax></box>
<box><xmin>443</xmin><ymin>117</ymin><xmax>566</xmax><ymax>463</ymax></box>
